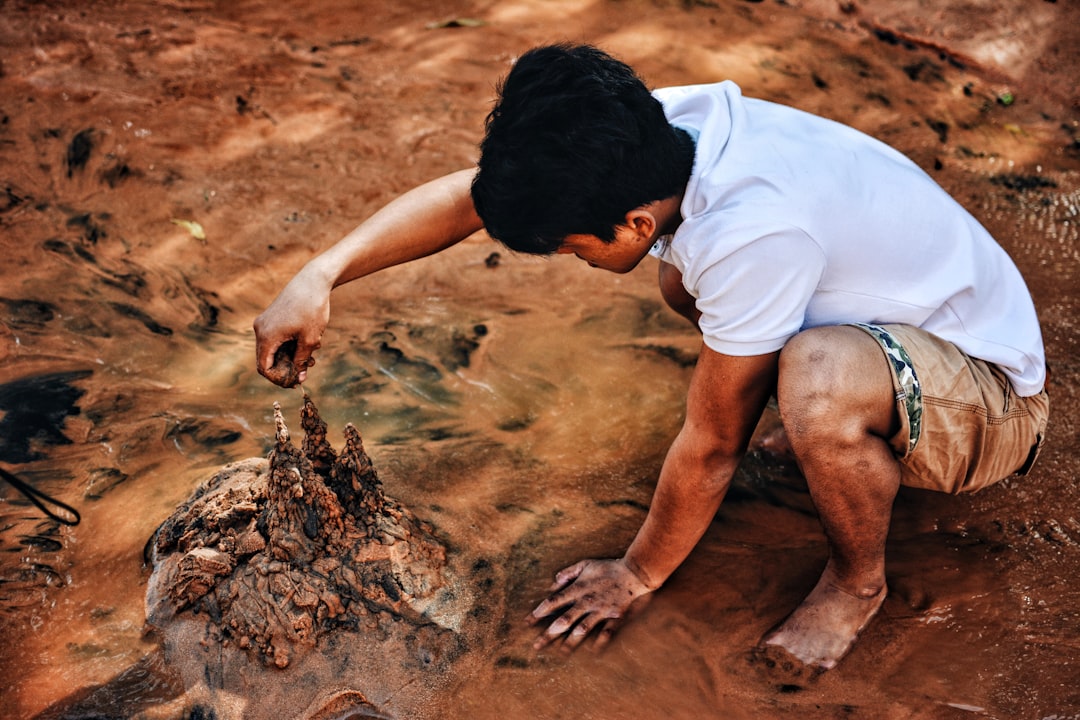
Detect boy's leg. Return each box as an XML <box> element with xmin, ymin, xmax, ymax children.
<box><xmin>763</xmin><ymin>325</ymin><xmax>902</xmax><ymax>668</ymax></box>
<box><xmin>761</xmin><ymin>323</ymin><xmax>1047</xmax><ymax>668</ymax></box>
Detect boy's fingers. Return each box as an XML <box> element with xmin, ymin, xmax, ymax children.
<box><xmin>549</xmin><ymin>560</ymin><xmax>588</xmax><ymax>591</ymax></box>
<box><xmin>592</xmin><ymin>620</ymin><xmax>618</xmax><ymax>651</ymax></box>
<box><xmin>257</xmin><ymin>346</ymin><xmax>289</xmax><ymax>385</ymax></box>
<box><xmin>533</xmin><ymin>609</ymin><xmax>582</xmax><ymax>650</ymax></box>
<box><xmin>273</xmin><ymin>337</ymin><xmax>324</xmax><ymax>388</ymax></box>
<box><xmin>529</xmin><ymin>589</ymin><xmax>570</xmax><ymax>622</ymax></box>
<box><xmin>255</xmin><ymin>334</ymin><xmax>278</xmax><ymax>375</ymax></box>
<box><xmin>563</xmin><ymin>616</ymin><xmax>597</xmax><ymax>650</ymax></box>
<box><xmin>532</xmin><ymin>619</ymin><xmax>562</xmax><ymax>649</ymax></box>
<box><xmin>267</xmin><ymin>339</ymin><xmax>301</xmax><ymax>387</ymax></box>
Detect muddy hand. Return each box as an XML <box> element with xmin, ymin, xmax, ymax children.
<box><xmin>254</xmin><ymin>305</ymin><xmax>324</xmax><ymax>387</ymax></box>
<box><xmin>254</xmin><ymin>267</ymin><xmax>331</xmax><ymax>387</ymax></box>
<box><xmin>263</xmin><ymin>338</ymin><xmax>320</xmax><ymax>388</ymax></box>
<box><xmin>528</xmin><ymin>558</ymin><xmax>654</xmax><ymax>652</ymax></box>
<box><xmin>266</xmin><ymin>338</ymin><xmax>303</xmax><ymax>388</ymax></box>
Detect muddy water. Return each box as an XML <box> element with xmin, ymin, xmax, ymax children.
<box><xmin>2</xmin><ymin>1</ymin><xmax>1079</xmax><ymax>718</ymax></box>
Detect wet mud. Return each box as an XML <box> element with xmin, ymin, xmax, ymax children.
<box><xmin>135</xmin><ymin>398</ymin><xmax>474</xmax><ymax>718</ymax></box>
<box><xmin>2</xmin><ymin>1</ymin><xmax>1079</xmax><ymax>719</ymax></box>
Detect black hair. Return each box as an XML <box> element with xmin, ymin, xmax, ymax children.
<box><xmin>471</xmin><ymin>44</ymin><xmax>695</xmax><ymax>255</ymax></box>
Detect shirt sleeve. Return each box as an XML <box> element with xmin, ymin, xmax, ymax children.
<box><xmin>687</xmin><ymin>226</ymin><xmax>827</xmax><ymax>356</ymax></box>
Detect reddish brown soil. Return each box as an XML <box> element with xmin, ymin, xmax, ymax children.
<box><xmin>1</xmin><ymin>1</ymin><xmax>1078</xmax><ymax>718</ymax></box>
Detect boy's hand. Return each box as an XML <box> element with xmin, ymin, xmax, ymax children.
<box><xmin>528</xmin><ymin>558</ymin><xmax>654</xmax><ymax>651</ymax></box>
<box><xmin>254</xmin><ymin>271</ymin><xmax>331</xmax><ymax>387</ymax></box>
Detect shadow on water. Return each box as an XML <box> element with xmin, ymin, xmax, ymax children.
<box><xmin>1</xmin><ymin>372</ymin><xmax>91</xmax><ymax>616</ymax></box>
<box><xmin>0</xmin><ymin>371</ymin><xmax>92</xmax><ymax>465</ymax></box>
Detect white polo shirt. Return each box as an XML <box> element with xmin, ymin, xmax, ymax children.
<box><xmin>651</xmin><ymin>81</ymin><xmax>1046</xmax><ymax>396</ymax></box>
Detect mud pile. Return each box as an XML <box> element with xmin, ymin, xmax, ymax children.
<box><xmin>145</xmin><ymin>396</ymin><xmax>468</xmax><ymax>708</ymax></box>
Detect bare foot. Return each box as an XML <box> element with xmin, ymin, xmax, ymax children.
<box><xmin>761</xmin><ymin>571</ymin><xmax>886</xmax><ymax>670</ymax></box>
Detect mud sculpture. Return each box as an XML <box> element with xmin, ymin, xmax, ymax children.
<box><xmin>144</xmin><ymin>397</ymin><xmax>473</xmax><ymax>719</ymax></box>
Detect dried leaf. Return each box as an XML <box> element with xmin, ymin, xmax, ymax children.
<box><xmin>171</xmin><ymin>218</ymin><xmax>206</xmax><ymax>240</ymax></box>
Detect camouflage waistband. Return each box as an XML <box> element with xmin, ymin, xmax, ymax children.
<box><xmin>850</xmin><ymin>323</ymin><xmax>922</xmax><ymax>453</ymax></box>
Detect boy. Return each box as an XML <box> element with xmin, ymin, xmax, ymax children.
<box><xmin>254</xmin><ymin>44</ymin><xmax>1049</xmax><ymax>669</ymax></box>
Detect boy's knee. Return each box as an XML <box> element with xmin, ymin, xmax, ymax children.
<box><xmin>778</xmin><ymin>327</ymin><xmax>853</xmax><ymax>397</ymax></box>
<box><xmin>778</xmin><ymin>326</ymin><xmax>884</xmax><ymax>425</ymax></box>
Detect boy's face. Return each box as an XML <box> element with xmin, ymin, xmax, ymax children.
<box><xmin>557</xmin><ymin>225</ymin><xmax>655</xmax><ymax>274</ymax></box>
<box><xmin>556</xmin><ymin>198</ymin><xmax>682</xmax><ymax>273</ymax></box>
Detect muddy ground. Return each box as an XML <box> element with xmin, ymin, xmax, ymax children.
<box><xmin>1</xmin><ymin>1</ymin><xmax>1078</xmax><ymax>718</ymax></box>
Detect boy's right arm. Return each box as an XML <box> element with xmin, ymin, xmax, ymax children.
<box><xmin>254</xmin><ymin>168</ymin><xmax>484</xmax><ymax>386</ymax></box>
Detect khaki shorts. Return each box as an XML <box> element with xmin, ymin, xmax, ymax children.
<box><xmin>850</xmin><ymin>323</ymin><xmax>1050</xmax><ymax>494</ymax></box>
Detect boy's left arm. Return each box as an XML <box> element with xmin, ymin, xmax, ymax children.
<box><xmin>529</xmin><ymin>344</ymin><xmax>779</xmax><ymax>650</ymax></box>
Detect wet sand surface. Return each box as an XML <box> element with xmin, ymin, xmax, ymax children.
<box><xmin>1</xmin><ymin>0</ymin><xmax>1078</xmax><ymax>718</ymax></box>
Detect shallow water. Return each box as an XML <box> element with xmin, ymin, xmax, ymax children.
<box><xmin>2</xmin><ymin>1</ymin><xmax>1079</xmax><ymax>718</ymax></box>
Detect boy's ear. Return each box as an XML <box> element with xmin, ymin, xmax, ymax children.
<box><xmin>624</xmin><ymin>207</ymin><xmax>657</xmax><ymax>241</ymax></box>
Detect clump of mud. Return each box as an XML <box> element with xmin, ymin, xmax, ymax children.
<box><xmin>145</xmin><ymin>396</ymin><xmax>463</xmax><ymax>671</ymax></box>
